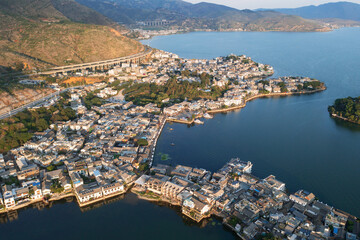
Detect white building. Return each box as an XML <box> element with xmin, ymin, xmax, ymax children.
<box><xmin>102</xmin><ymin>182</ymin><xmax>124</xmax><ymax>196</ymax></box>
<box><xmin>31</xmin><ymin>186</ymin><xmax>43</xmax><ymax>200</ymax></box>
<box><xmin>2</xmin><ymin>185</ymin><xmax>15</xmax><ymax>209</ymax></box>
<box><xmin>75</xmin><ymin>185</ymin><xmax>103</xmax><ymax>203</ymax></box>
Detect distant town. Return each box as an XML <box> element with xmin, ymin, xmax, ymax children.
<box><xmin>2</xmin><ymin>50</ymin><xmax>358</xmax><ymax>240</ymax></box>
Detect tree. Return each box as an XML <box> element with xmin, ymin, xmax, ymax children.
<box><xmin>137</xmin><ymin>139</ymin><xmax>148</xmax><ymax>146</ymax></box>
<box><xmin>35</xmin><ymin>118</ymin><xmax>49</xmax><ymax>132</ymax></box>
<box><xmin>47</xmin><ymin>165</ymin><xmax>56</xmax><ymax>171</ymax></box>
<box><xmin>329</xmin><ymin>96</ymin><xmax>360</xmax><ymax>123</ymax></box>
<box><xmin>138</xmin><ymin>162</ymin><xmax>150</xmax><ymax>172</ymax></box>
<box><xmin>29</xmin><ymin>188</ymin><xmax>35</xmax><ymax>196</ymax></box>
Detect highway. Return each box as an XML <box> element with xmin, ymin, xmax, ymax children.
<box><xmin>0</xmin><ymin>47</ymin><xmax>152</xmax><ymax>120</ymax></box>
<box><xmin>40</xmin><ymin>47</ymin><xmax>152</xmax><ymax>75</ymax></box>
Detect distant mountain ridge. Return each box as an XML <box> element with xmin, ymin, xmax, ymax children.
<box><xmin>0</xmin><ymin>0</ymin><xmax>126</xmax><ymax>31</ymax></box>
<box><xmin>0</xmin><ymin>0</ymin><xmax>143</xmax><ymax>72</ymax></box>
<box><xmin>76</xmin><ymin>0</ymin><xmax>328</xmax><ymax>32</ymax></box>
<box><xmin>263</xmin><ymin>1</ymin><xmax>360</xmax><ymax>22</ymax></box>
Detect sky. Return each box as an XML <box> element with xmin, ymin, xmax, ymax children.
<box><xmin>185</xmin><ymin>0</ymin><xmax>360</xmax><ymax>9</ymax></box>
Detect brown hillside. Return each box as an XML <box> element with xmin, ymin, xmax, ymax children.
<box><xmin>0</xmin><ymin>0</ymin><xmax>142</xmax><ymax>72</ymax></box>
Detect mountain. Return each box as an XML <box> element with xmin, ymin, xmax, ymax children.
<box><xmin>0</xmin><ymin>0</ymin><xmax>143</xmax><ymax>72</ymax></box>
<box><xmin>0</xmin><ymin>0</ymin><xmax>128</xmax><ymax>31</ymax></box>
<box><xmin>76</xmin><ymin>0</ymin><xmax>328</xmax><ymax>32</ymax></box>
<box><xmin>266</xmin><ymin>2</ymin><xmax>360</xmax><ymax>22</ymax></box>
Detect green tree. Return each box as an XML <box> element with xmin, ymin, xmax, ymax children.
<box><xmin>137</xmin><ymin>139</ymin><xmax>149</xmax><ymax>146</ymax></box>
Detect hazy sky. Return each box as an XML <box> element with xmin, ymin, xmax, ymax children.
<box><xmin>185</xmin><ymin>0</ymin><xmax>360</xmax><ymax>9</ymax></box>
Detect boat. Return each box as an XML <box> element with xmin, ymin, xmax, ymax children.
<box><xmin>203</xmin><ymin>113</ymin><xmax>213</xmax><ymax>119</ymax></box>
<box><xmin>169</xmin><ymin>128</ymin><xmax>174</xmax><ymax>131</ymax></box>
<box><xmin>194</xmin><ymin>119</ymin><xmax>204</xmax><ymax>124</ymax></box>
<box><xmin>171</xmin><ymin>143</ymin><xmax>175</xmax><ymax>146</ymax></box>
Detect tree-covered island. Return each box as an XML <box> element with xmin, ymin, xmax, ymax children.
<box><xmin>328</xmin><ymin>96</ymin><xmax>360</xmax><ymax>124</ymax></box>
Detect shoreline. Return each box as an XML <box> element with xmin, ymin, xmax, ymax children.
<box><xmin>139</xmin><ymin>26</ymin><xmax>360</xmax><ymax>42</ymax></box>
<box><xmin>2</xmin><ymin>84</ymin><xmax>359</xmax><ymax>239</ymax></box>
<box><xmin>208</xmin><ymin>87</ymin><xmax>326</xmax><ymax>114</ymax></box>
<box><xmin>330</xmin><ymin>113</ymin><xmax>360</xmax><ymax>125</ymax></box>
<box><xmin>138</xmin><ymin>28</ymin><xmax>335</xmax><ymax>41</ymax></box>
<box><xmin>166</xmin><ymin>87</ymin><xmax>327</xmax><ymax>125</ymax></box>
<box><xmin>75</xmin><ymin>190</ymin><xmax>128</xmax><ymax>208</ymax></box>
<box><xmin>0</xmin><ymin>192</ymin><xmax>74</xmax><ymax>213</ymax></box>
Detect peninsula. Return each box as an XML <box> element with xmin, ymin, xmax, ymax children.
<box><xmin>2</xmin><ymin>50</ymin><xmax>357</xmax><ymax>240</ymax></box>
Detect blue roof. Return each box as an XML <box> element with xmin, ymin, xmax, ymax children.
<box><xmin>93</xmin><ymin>170</ymin><xmax>101</xmax><ymax>177</ymax></box>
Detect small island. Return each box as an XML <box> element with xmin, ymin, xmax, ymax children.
<box><xmin>328</xmin><ymin>97</ymin><xmax>360</xmax><ymax>124</ymax></box>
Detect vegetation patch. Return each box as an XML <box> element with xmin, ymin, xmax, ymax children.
<box><xmin>0</xmin><ymin>101</ymin><xmax>76</xmax><ymax>153</ymax></box>
<box><xmin>328</xmin><ymin>96</ymin><xmax>360</xmax><ymax>124</ymax></box>
<box><xmin>159</xmin><ymin>153</ymin><xmax>171</xmax><ymax>161</ymax></box>
<box><xmin>123</xmin><ymin>75</ymin><xmax>226</xmax><ymax>107</ymax></box>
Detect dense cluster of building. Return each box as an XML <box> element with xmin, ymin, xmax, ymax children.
<box><xmin>142</xmin><ymin>51</ymin><xmax>322</xmax><ymax>122</ymax></box>
<box><xmin>0</xmin><ymin>50</ymin><xmax>352</xmax><ymax>239</ymax></box>
<box><xmin>0</xmin><ymin>86</ymin><xmax>166</xmax><ymax>209</ymax></box>
<box><xmin>133</xmin><ymin>159</ymin><xmax>359</xmax><ymax>240</ymax></box>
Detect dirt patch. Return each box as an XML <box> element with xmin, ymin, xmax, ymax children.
<box><xmin>62</xmin><ymin>77</ymin><xmax>105</xmax><ymax>85</ymax></box>
<box><xmin>0</xmin><ymin>88</ymin><xmax>56</xmax><ymax>115</ymax></box>
<box><xmin>109</xmin><ymin>28</ymin><xmax>122</xmax><ymax>37</ymax></box>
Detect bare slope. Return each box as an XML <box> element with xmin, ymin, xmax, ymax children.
<box><xmin>0</xmin><ymin>0</ymin><xmax>143</xmax><ymax>72</ymax></box>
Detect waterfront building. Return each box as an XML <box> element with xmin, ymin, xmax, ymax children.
<box><xmin>325</xmin><ymin>209</ymin><xmax>349</xmax><ymax>228</ymax></box>
<box><xmin>13</xmin><ymin>187</ymin><xmax>29</xmax><ymax>201</ymax></box>
<box><xmin>144</xmin><ymin>177</ymin><xmax>166</xmax><ymax>195</ymax></box>
<box><xmin>289</xmin><ymin>190</ymin><xmax>315</xmax><ymax>206</ymax></box>
<box><xmin>102</xmin><ymin>182</ymin><xmax>124</xmax><ymax>196</ymax></box>
<box><xmin>263</xmin><ymin>175</ymin><xmax>286</xmax><ymax>192</ymax></box>
<box><xmin>171</xmin><ymin>165</ymin><xmax>192</xmax><ymax>179</ymax></box>
<box><xmin>161</xmin><ymin>181</ymin><xmax>184</xmax><ymax>201</ymax></box>
<box><xmin>182</xmin><ymin>196</ymin><xmax>211</xmax><ymax>222</ymax></box>
<box><xmin>2</xmin><ymin>185</ymin><xmax>15</xmax><ymax>209</ymax></box>
<box><xmin>76</xmin><ymin>184</ymin><xmax>103</xmax><ymax>204</ymax></box>
<box><xmin>30</xmin><ymin>186</ymin><xmax>43</xmax><ymax>200</ymax></box>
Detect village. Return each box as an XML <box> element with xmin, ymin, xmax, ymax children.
<box><xmin>0</xmin><ymin>50</ymin><xmax>355</xmax><ymax>240</ymax></box>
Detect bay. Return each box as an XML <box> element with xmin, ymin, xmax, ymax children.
<box><xmin>1</xmin><ymin>28</ymin><xmax>360</xmax><ymax>239</ymax></box>
<box><xmin>143</xmin><ymin>28</ymin><xmax>360</xmax><ymax>217</ymax></box>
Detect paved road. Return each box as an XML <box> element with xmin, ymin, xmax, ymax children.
<box><xmin>0</xmin><ymin>86</ymin><xmax>84</xmax><ymax>120</ymax></box>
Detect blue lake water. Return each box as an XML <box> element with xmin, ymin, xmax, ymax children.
<box><xmin>1</xmin><ymin>28</ymin><xmax>360</xmax><ymax>240</ymax></box>
<box><xmin>143</xmin><ymin>28</ymin><xmax>360</xmax><ymax>217</ymax></box>
<box><xmin>0</xmin><ymin>194</ymin><xmax>234</xmax><ymax>240</ymax></box>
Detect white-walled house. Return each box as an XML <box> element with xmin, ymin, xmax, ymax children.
<box><xmin>2</xmin><ymin>185</ymin><xmax>15</xmax><ymax>209</ymax></box>
<box><xmin>31</xmin><ymin>186</ymin><xmax>43</xmax><ymax>200</ymax></box>
<box><xmin>102</xmin><ymin>182</ymin><xmax>124</xmax><ymax>196</ymax></box>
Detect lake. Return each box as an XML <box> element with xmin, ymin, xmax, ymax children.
<box><xmin>1</xmin><ymin>28</ymin><xmax>360</xmax><ymax>239</ymax></box>
<box><xmin>143</xmin><ymin>28</ymin><xmax>360</xmax><ymax>217</ymax></box>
